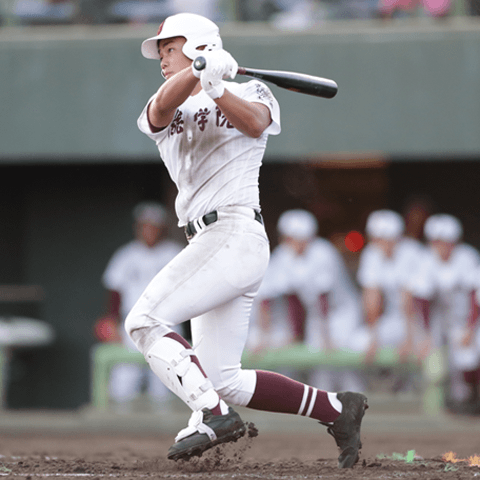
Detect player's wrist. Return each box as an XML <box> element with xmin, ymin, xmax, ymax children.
<box><xmin>204</xmin><ymin>81</ymin><xmax>225</xmax><ymax>99</ymax></box>
<box><xmin>200</xmin><ymin>71</ymin><xmax>225</xmax><ymax>99</ymax></box>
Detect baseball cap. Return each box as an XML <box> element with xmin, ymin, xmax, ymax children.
<box><xmin>424</xmin><ymin>214</ymin><xmax>462</xmax><ymax>243</ymax></box>
<box><xmin>133</xmin><ymin>202</ymin><xmax>167</xmax><ymax>226</ymax></box>
<box><xmin>365</xmin><ymin>210</ymin><xmax>404</xmax><ymax>240</ymax></box>
<box><xmin>277</xmin><ymin>210</ymin><xmax>318</xmax><ymax>241</ymax></box>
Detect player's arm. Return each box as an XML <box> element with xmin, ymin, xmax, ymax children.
<box><xmin>363</xmin><ymin>287</ymin><xmax>383</xmax><ymax>328</ymax></box>
<box><xmin>199</xmin><ymin>50</ymin><xmax>272</xmax><ymax>138</ymax></box>
<box><xmin>412</xmin><ymin>295</ymin><xmax>432</xmax><ymax>361</ymax></box>
<box><xmin>214</xmin><ymin>92</ymin><xmax>271</xmax><ymax>138</ymax></box>
<box><xmin>317</xmin><ymin>292</ymin><xmax>333</xmax><ymax>351</ymax></box>
<box><xmin>148</xmin><ymin>66</ymin><xmax>200</xmax><ymax>130</ymax></box>
<box><xmin>362</xmin><ymin>287</ymin><xmax>382</xmax><ymax>362</ymax></box>
<box><xmin>399</xmin><ymin>289</ymin><xmax>416</xmax><ymax>361</ymax></box>
<box><xmin>462</xmin><ymin>289</ymin><xmax>479</xmax><ymax>347</ymax></box>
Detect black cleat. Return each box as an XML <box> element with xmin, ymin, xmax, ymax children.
<box><xmin>168</xmin><ymin>407</ymin><xmax>246</xmax><ymax>461</ymax></box>
<box><xmin>319</xmin><ymin>391</ymin><xmax>368</xmax><ymax>468</ymax></box>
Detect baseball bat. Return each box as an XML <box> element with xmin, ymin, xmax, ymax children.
<box><xmin>193</xmin><ymin>56</ymin><xmax>338</xmax><ymax>99</ymax></box>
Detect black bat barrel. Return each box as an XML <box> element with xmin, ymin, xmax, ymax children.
<box><xmin>239</xmin><ymin>68</ymin><xmax>338</xmax><ymax>99</ymax></box>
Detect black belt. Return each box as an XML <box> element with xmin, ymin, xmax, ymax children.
<box><xmin>185</xmin><ymin>209</ymin><xmax>263</xmax><ymax>240</ymax></box>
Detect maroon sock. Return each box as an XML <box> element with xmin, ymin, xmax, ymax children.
<box><xmin>247</xmin><ymin>370</ymin><xmax>341</xmax><ymax>423</ymax></box>
<box><xmin>164</xmin><ymin>332</ymin><xmax>223</xmax><ymax>415</ymax></box>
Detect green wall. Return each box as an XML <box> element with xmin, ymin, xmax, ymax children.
<box><xmin>1</xmin><ymin>19</ymin><xmax>480</xmax><ymax>162</ymax></box>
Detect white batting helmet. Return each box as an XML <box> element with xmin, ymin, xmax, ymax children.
<box><xmin>141</xmin><ymin>13</ymin><xmax>222</xmax><ymax>61</ymax></box>
<box><xmin>277</xmin><ymin>210</ymin><xmax>318</xmax><ymax>241</ymax></box>
<box><xmin>365</xmin><ymin>210</ymin><xmax>404</xmax><ymax>240</ymax></box>
<box><xmin>424</xmin><ymin>214</ymin><xmax>462</xmax><ymax>243</ymax></box>
<box><xmin>133</xmin><ymin>202</ymin><xmax>167</xmax><ymax>226</ymax></box>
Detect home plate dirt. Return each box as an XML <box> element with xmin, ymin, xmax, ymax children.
<box><xmin>1</xmin><ymin>425</ymin><xmax>480</xmax><ymax>480</ymax></box>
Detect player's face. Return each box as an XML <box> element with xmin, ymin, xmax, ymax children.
<box><xmin>372</xmin><ymin>238</ymin><xmax>396</xmax><ymax>258</ymax></box>
<box><xmin>137</xmin><ymin>221</ymin><xmax>163</xmax><ymax>247</ymax></box>
<box><xmin>430</xmin><ymin>240</ymin><xmax>455</xmax><ymax>262</ymax></box>
<box><xmin>283</xmin><ymin>236</ymin><xmax>310</xmax><ymax>256</ymax></box>
<box><xmin>158</xmin><ymin>36</ymin><xmax>191</xmax><ymax>79</ymax></box>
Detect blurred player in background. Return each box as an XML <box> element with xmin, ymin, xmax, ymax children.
<box><xmin>250</xmin><ymin>209</ymin><xmax>366</xmax><ymax>392</ymax></box>
<box><xmin>124</xmin><ymin>12</ymin><xmax>368</xmax><ymax>468</ymax></box>
<box><xmin>96</xmin><ymin>202</ymin><xmax>184</xmax><ymax>412</ymax></box>
<box><xmin>356</xmin><ymin>209</ymin><xmax>424</xmax><ymax>390</ymax></box>
<box><xmin>466</xmin><ymin>267</ymin><xmax>480</xmax><ymax>412</ymax></box>
<box><xmin>406</xmin><ymin>214</ymin><xmax>480</xmax><ymax>413</ymax></box>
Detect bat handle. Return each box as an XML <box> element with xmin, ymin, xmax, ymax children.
<box><xmin>193</xmin><ymin>56</ymin><xmax>206</xmax><ymax>72</ymax></box>
<box><xmin>194</xmin><ymin>56</ymin><xmax>246</xmax><ymax>77</ymax></box>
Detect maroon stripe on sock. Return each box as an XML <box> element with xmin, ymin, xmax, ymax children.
<box><xmin>300</xmin><ymin>386</ymin><xmax>314</xmax><ymax>416</ymax></box>
<box><xmin>165</xmin><ymin>331</ymin><xmax>207</xmax><ymax>377</ymax></box>
<box><xmin>309</xmin><ymin>390</ymin><xmax>341</xmax><ymax>423</ymax></box>
<box><xmin>247</xmin><ymin>370</ymin><xmax>306</xmax><ymax>414</ymax></box>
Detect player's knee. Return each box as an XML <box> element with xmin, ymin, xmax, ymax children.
<box><xmin>124</xmin><ymin>310</ymin><xmax>140</xmax><ymax>338</ymax></box>
<box><xmin>124</xmin><ymin>310</ymin><xmax>171</xmax><ymax>355</ymax></box>
<box><xmin>214</xmin><ymin>369</ymin><xmax>256</xmax><ymax>407</ymax></box>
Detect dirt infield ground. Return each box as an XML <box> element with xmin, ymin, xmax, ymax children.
<box><xmin>0</xmin><ymin>405</ymin><xmax>479</xmax><ymax>480</ymax></box>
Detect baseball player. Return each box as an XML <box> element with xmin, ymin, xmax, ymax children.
<box><xmin>466</xmin><ymin>267</ymin><xmax>480</xmax><ymax>411</ymax></box>
<box><xmin>356</xmin><ymin>209</ymin><xmax>425</xmax><ymax>370</ymax></box>
<box><xmin>126</xmin><ymin>13</ymin><xmax>367</xmax><ymax>467</ymax></box>
<box><xmin>250</xmin><ymin>209</ymin><xmax>367</xmax><ymax>392</ymax></box>
<box><xmin>99</xmin><ymin>202</ymin><xmax>184</xmax><ymax>410</ymax></box>
<box><xmin>406</xmin><ymin>214</ymin><xmax>480</xmax><ymax>411</ymax></box>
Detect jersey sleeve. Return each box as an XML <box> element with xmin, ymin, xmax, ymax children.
<box><xmin>101</xmin><ymin>246</ymin><xmax>129</xmax><ymax>293</ymax></box>
<box><xmin>405</xmin><ymin>255</ymin><xmax>436</xmax><ymax>300</ymax></box>
<box><xmin>236</xmin><ymin>80</ymin><xmax>281</xmax><ymax>136</ymax></box>
<box><xmin>356</xmin><ymin>245</ymin><xmax>383</xmax><ymax>288</ymax></box>
<box><xmin>137</xmin><ymin>94</ymin><xmax>170</xmax><ymax>143</ymax></box>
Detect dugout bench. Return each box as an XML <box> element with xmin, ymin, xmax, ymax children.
<box><xmin>90</xmin><ymin>343</ymin><xmax>446</xmax><ymax>415</ymax></box>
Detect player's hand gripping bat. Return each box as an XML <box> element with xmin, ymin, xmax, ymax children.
<box><xmin>193</xmin><ymin>56</ymin><xmax>338</xmax><ymax>99</ymax></box>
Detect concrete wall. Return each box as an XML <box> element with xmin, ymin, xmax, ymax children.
<box><xmin>1</xmin><ymin>19</ymin><xmax>480</xmax><ymax>162</ymax></box>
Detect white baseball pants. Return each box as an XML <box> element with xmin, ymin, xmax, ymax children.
<box><xmin>124</xmin><ymin>206</ymin><xmax>270</xmax><ymax>407</ymax></box>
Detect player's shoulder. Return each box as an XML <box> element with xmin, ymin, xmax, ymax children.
<box><xmin>227</xmin><ymin>79</ymin><xmax>276</xmax><ymax>102</ymax></box>
<box><xmin>309</xmin><ymin>237</ymin><xmax>337</xmax><ymax>254</ymax></box>
<box><xmin>111</xmin><ymin>240</ymin><xmax>139</xmax><ymax>256</ymax></box>
<box><xmin>358</xmin><ymin>243</ymin><xmax>382</xmax><ymax>263</ymax></box>
<box><xmin>396</xmin><ymin>237</ymin><xmax>426</xmax><ymax>261</ymax></box>
<box><xmin>453</xmin><ymin>242</ymin><xmax>480</xmax><ymax>264</ymax></box>
<box><xmin>106</xmin><ymin>240</ymin><xmax>142</xmax><ymax>267</ymax></box>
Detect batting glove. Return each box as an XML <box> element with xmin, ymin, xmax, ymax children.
<box><xmin>198</xmin><ymin>49</ymin><xmax>238</xmax><ymax>99</ymax></box>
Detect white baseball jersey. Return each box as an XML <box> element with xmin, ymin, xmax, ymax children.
<box><xmin>138</xmin><ymin>80</ymin><xmax>281</xmax><ymax>227</ymax></box>
<box><xmin>103</xmin><ymin>239</ymin><xmax>183</xmax><ymax>320</ymax></box>
<box><xmin>253</xmin><ymin>238</ymin><xmax>363</xmax><ymax>351</ymax></box>
<box><xmin>407</xmin><ymin>243</ymin><xmax>480</xmax><ymax>348</ymax></box>
<box><xmin>356</xmin><ymin>237</ymin><xmax>425</xmax><ymax>346</ymax></box>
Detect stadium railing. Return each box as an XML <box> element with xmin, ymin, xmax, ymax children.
<box><xmin>90</xmin><ymin>342</ymin><xmax>446</xmax><ymax>415</ymax></box>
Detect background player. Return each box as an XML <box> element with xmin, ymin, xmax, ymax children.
<box><xmin>356</xmin><ymin>209</ymin><xmax>424</xmax><ymax>391</ymax></box>
<box><xmin>125</xmin><ymin>12</ymin><xmax>368</xmax><ymax>468</ymax></box>
<box><xmin>249</xmin><ymin>209</ymin><xmax>367</xmax><ymax>392</ymax></box>
<box><xmin>406</xmin><ymin>214</ymin><xmax>480</xmax><ymax>412</ymax></box>
<box><xmin>96</xmin><ymin>202</ymin><xmax>184</xmax><ymax>411</ymax></box>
